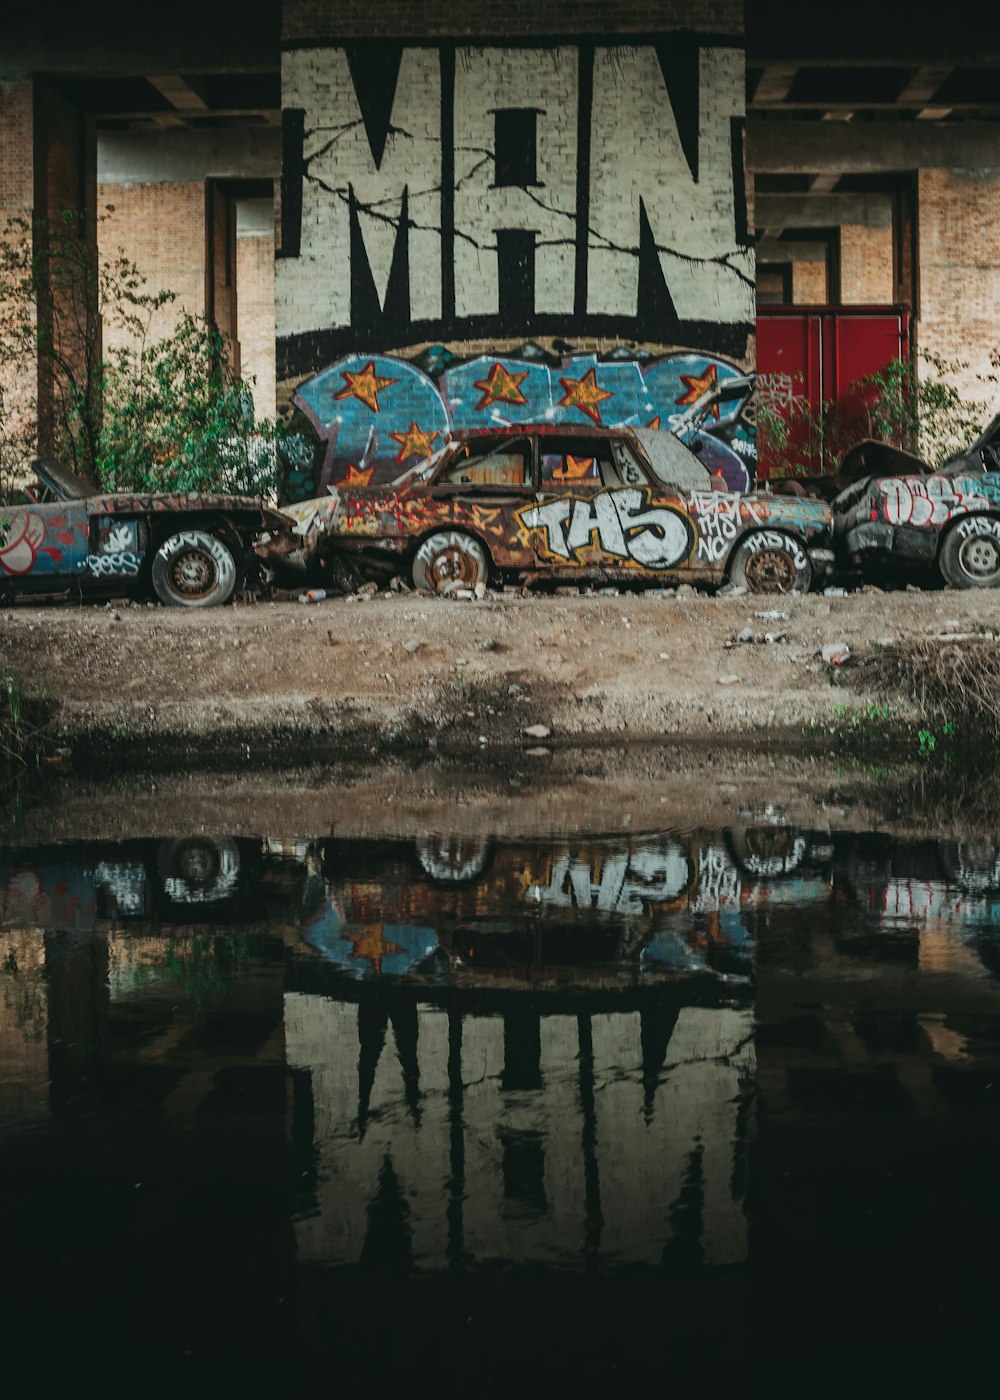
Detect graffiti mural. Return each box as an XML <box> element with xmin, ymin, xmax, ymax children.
<box><xmin>282</xmin><ymin>347</ymin><xmax>757</xmax><ymax>498</ymax></box>
<box><xmin>276</xmin><ymin>35</ymin><xmax>755</xmax><ymax>501</ymax></box>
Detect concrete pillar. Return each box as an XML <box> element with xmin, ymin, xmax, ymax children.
<box><xmin>0</xmin><ymin>79</ymin><xmax>36</xmax><ymax>481</ymax></box>
<box><xmin>97</xmin><ymin>180</ymin><xmax>209</xmax><ymax>356</ymax></box>
<box><xmin>791</xmin><ymin>260</ymin><xmax>827</xmax><ymax>304</ymax></box>
<box><xmin>0</xmin><ymin>77</ymin><xmax>97</xmax><ymax>475</ymax></box>
<box><xmin>917</xmin><ymin>168</ymin><xmax>1000</xmax><ymax>416</ymax></box>
<box><xmin>236</xmin><ymin>198</ymin><xmax>276</xmax><ymax>420</ymax></box>
<box><xmin>840</xmin><ymin>224</ymin><xmax>894</xmax><ymax>305</ymax></box>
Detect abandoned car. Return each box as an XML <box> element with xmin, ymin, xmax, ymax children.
<box><xmin>834</xmin><ymin>421</ymin><xmax>1000</xmax><ymax>588</ymax></box>
<box><xmin>277</xmin><ymin>426</ymin><xmax>834</xmax><ymax>595</ymax></box>
<box><xmin>0</xmin><ymin>457</ymin><xmax>291</xmax><ymax>607</ymax></box>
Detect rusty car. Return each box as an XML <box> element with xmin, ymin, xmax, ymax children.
<box><xmin>0</xmin><ymin>457</ymin><xmax>291</xmax><ymax>607</ymax></box>
<box><xmin>277</xmin><ymin>426</ymin><xmax>834</xmax><ymax>595</ymax></box>
<box><xmin>834</xmin><ymin>419</ymin><xmax>1000</xmax><ymax>588</ymax></box>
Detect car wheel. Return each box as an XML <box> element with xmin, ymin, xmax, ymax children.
<box><xmin>727</xmin><ymin>530</ymin><xmax>812</xmax><ymax>594</ymax></box>
<box><xmin>411</xmin><ymin>530</ymin><xmax>490</xmax><ymax>595</ymax></box>
<box><xmin>938</xmin><ymin>516</ymin><xmax>1000</xmax><ymax>589</ymax></box>
<box><xmin>151</xmin><ymin>530</ymin><xmax>238</xmax><ymax>607</ymax></box>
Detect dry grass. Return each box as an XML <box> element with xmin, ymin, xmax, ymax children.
<box><xmin>864</xmin><ymin>637</ymin><xmax>1000</xmax><ymax>742</ymax></box>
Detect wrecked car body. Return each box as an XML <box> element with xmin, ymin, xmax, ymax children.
<box><xmin>0</xmin><ymin>457</ymin><xmax>291</xmax><ymax>607</ymax></box>
<box><xmin>276</xmin><ymin>426</ymin><xmax>833</xmax><ymax>596</ymax></box>
<box><xmin>834</xmin><ymin>419</ymin><xmax>1000</xmax><ymax>588</ymax></box>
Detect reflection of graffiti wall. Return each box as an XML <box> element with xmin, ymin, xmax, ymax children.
<box><xmin>276</xmin><ymin>25</ymin><xmax>754</xmax><ymax>498</ymax></box>
<box><xmin>285</xmin><ymin>994</ymin><xmax>753</xmax><ymax>1270</ymax></box>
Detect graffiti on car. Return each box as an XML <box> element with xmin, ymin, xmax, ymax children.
<box><xmin>520</xmin><ymin>488</ymin><xmax>693</xmax><ymax>568</ymax></box>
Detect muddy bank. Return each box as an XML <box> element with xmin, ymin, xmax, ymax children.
<box><xmin>0</xmin><ymin>585</ymin><xmax>994</xmax><ymax>764</ymax></box>
<box><xmin>4</xmin><ymin>745</ymin><xmax>998</xmax><ymax>848</ymax></box>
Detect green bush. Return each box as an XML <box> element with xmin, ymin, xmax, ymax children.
<box><xmin>0</xmin><ymin>208</ymin><xmax>282</xmax><ymax>503</ymax></box>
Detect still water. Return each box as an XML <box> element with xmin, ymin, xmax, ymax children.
<box><xmin>2</xmin><ymin>811</ymin><xmax>1000</xmax><ymax>1394</ymax></box>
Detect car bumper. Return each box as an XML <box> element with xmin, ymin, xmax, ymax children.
<box><xmin>845</xmin><ymin>520</ymin><xmax>937</xmax><ymax>564</ymax></box>
<box><xmin>807</xmin><ymin>546</ymin><xmax>836</xmax><ymax>583</ymax></box>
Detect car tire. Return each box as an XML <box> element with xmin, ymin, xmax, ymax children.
<box><xmin>411</xmin><ymin>530</ymin><xmax>490</xmax><ymax>595</ymax></box>
<box><xmin>151</xmin><ymin>530</ymin><xmax>238</xmax><ymax>607</ymax></box>
<box><xmin>727</xmin><ymin>530</ymin><xmax>812</xmax><ymax>594</ymax></box>
<box><xmin>938</xmin><ymin>516</ymin><xmax>1000</xmax><ymax>589</ymax></box>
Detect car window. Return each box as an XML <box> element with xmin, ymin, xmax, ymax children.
<box><xmin>442</xmin><ymin>439</ymin><xmax>530</xmax><ymax>487</ymax></box>
<box><xmin>540</xmin><ymin>440</ymin><xmax>623</xmax><ymax>489</ymax></box>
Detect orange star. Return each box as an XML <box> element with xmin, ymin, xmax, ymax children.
<box><xmin>334</xmin><ymin>360</ymin><xmax>398</xmax><ymax>413</ymax></box>
<box><xmin>647</xmin><ymin>415</ymin><xmax>662</xmax><ymax>430</ymax></box>
<box><xmin>388</xmin><ymin>422</ymin><xmax>441</xmax><ymax>463</ymax></box>
<box><xmin>345</xmin><ymin>924</ymin><xmax>404</xmax><ymax>975</ymax></box>
<box><xmin>552</xmin><ymin>455</ymin><xmax>596</xmax><ymax>479</ymax></box>
<box><xmin>559</xmin><ymin>367</ymin><xmax>613</xmax><ymax>426</ymax></box>
<box><xmin>474</xmin><ymin>361</ymin><xmax>530</xmax><ymax>411</ymax></box>
<box><xmin>677</xmin><ymin>363</ymin><xmax>719</xmax><ymax>416</ymax></box>
<box><xmin>339</xmin><ymin>463</ymin><xmax>376</xmax><ymax>487</ymax></box>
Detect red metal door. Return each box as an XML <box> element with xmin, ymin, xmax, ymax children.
<box><xmin>757</xmin><ymin>307</ymin><xmax>910</xmax><ymax>479</ymax></box>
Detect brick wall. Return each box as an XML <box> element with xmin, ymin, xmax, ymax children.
<box><xmin>840</xmin><ymin>224</ymin><xmax>894</xmax><ymax>306</ymax></box>
<box><xmin>97</xmin><ymin>181</ymin><xmax>207</xmax><ymax>356</ymax></box>
<box><xmin>791</xmin><ymin>260</ymin><xmax>827</xmax><ymax>305</ymax></box>
<box><xmin>282</xmin><ymin>0</ymin><xmax>744</xmax><ymax>39</ymax></box>
<box><xmin>237</xmin><ymin>227</ymin><xmax>277</xmax><ymax>419</ymax></box>
<box><xmin>918</xmin><ymin>168</ymin><xmax>1000</xmax><ymax>417</ymax></box>
<box><xmin>276</xmin><ymin>24</ymin><xmax>756</xmax><ymax>494</ymax></box>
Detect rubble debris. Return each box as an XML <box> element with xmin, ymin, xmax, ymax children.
<box><xmin>755</xmin><ymin>609</ymin><xmax>788</xmax><ymax>620</ymax></box>
<box><xmin>523</xmin><ymin>724</ymin><xmax>551</xmax><ymax>739</ymax></box>
<box><xmin>821</xmin><ymin>641</ymin><xmax>851</xmax><ymax>665</ymax></box>
<box><xmin>717</xmin><ymin>674</ymin><xmax>740</xmax><ymax>685</ymax></box>
<box><xmin>299</xmin><ymin>589</ymin><xmax>328</xmax><ymax>604</ymax></box>
<box><xmin>402</xmin><ymin>638</ymin><xmax>420</xmax><ymax>653</ymax></box>
<box><xmin>737</xmin><ymin>626</ymin><xmax>754</xmax><ymax>643</ymax></box>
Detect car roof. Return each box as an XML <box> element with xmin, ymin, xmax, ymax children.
<box><xmin>447</xmin><ymin>425</ymin><xmax>640</xmax><ymax>441</ymax></box>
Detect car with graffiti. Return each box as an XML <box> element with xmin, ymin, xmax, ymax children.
<box><xmin>0</xmin><ymin>457</ymin><xmax>291</xmax><ymax>607</ymax></box>
<box><xmin>834</xmin><ymin>419</ymin><xmax>1000</xmax><ymax>588</ymax></box>
<box><xmin>277</xmin><ymin>425</ymin><xmax>833</xmax><ymax>595</ymax></box>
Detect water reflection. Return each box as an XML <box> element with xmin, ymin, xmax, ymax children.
<box><xmin>2</xmin><ymin>817</ymin><xmax>1000</xmax><ymax>1386</ymax></box>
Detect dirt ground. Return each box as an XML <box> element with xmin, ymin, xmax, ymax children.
<box><xmin>1</xmin><ymin>582</ymin><xmax>996</xmax><ymax>759</ymax></box>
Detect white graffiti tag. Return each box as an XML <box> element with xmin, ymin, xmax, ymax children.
<box><xmin>86</xmin><ymin>551</ymin><xmax>141</xmax><ymax>577</ymax></box>
<box><xmin>520</xmin><ymin>489</ymin><xmax>690</xmax><ymax>568</ymax></box>
<box><xmin>881</xmin><ymin>475</ymin><xmax>987</xmax><ymax>527</ymax></box>
<box><xmin>745</xmin><ymin>529</ymin><xmax>808</xmax><ymax>571</ymax></box>
<box><xmin>688</xmin><ymin>491</ymin><xmax>764</xmax><ymax>563</ymax></box>
<box><xmin>526</xmin><ymin>841</ymin><xmax>691</xmax><ymax>916</ymax></box>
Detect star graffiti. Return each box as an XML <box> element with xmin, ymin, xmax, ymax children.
<box><xmin>676</xmin><ymin>363</ymin><xmax>720</xmax><ymax>417</ymax></box>
<box><xmin>558</xmin><ymin>367</ymin><xmax>613</xmax><ymax>426</ymax></box>
<box><xmin>388</xmin><ymin>422</ymin><xmax>441</xmax><ymax>463</ymax></box>
<box><xmin>334</xmin><ymin>360</ymin><xmax>398</xmax><ymax>413</ymax></box>
<box><xmin>338</xmin><ymin>463</ymin><xmax>376</xmax><ymax>487</ymax></box>
<box><xmin>344</xmin><ymin>924</ymin><xmax>405</xmax><ymax>976</ymax></box>
<box><xmin>474</xmin><ymin>361</ymin><xmax>530</xmax><ymax>411</ymax></box>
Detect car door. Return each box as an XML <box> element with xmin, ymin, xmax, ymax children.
<box><xmin>429</xmin><ymin>435</ymin><xmax>536</xmax><ymax>568</ymax></box>
<box><xmin>0</xmin><ymin>497</ymin><xmax>90</xmax><ymax>588</ymax></box>
<box><xmin>523</xmin><ymin>436</ymin><xmax>694</xmax><ymax>576</ymax></box>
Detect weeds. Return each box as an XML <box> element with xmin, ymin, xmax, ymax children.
<box><xmin>866</xmin><ymin>640</ymin><xmax>1000</xmax><ymax>745</ymax></box>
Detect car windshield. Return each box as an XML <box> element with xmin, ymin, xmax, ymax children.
<box><xmin>33</xmin><ymin>456</ymin><xmax>97</xmax><ymax>500</ymax></box>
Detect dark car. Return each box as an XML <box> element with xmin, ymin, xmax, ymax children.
<box><xmin>278</xmin><ymin>425</ymin><xmax>833</xmax><ymax>595</ymax></box>
<box><xmin>0</xmin><ymin>457</ymin><xmax>290</xmax><ymax>607</ymax></box>
<box><xmin>834</xmin><ymin>419</ymin><xmax>1000</xmax><ymax>588</ymax></box>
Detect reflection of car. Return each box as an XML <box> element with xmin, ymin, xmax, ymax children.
<box><xmin>277</xmin><ymin>426</ymin><xmax>833</xmax><ymax>595</ymax></box>
<box><xmin>834</xmin><ymin>421</ymin><xmax>1000</xmax><ymax>588</ymax></box>
<box><xmin>0</xmin><ymin>457</ymin><xmax>291</xmax><ymax>606</ymax></box>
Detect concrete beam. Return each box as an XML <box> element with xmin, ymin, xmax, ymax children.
<box><xmin>752</xmin><ymin>63</ymin><xmax>799</xmax><ymax>103</ymax></box>
<box><xmin>755</xmin><ymin>192</ymin><xmax>893</xmax><ymax>228</ymax></box>
<box><xmin>896</xmin><ymin>65</ymin><xmax>954</xmax><ymax>104</ymax></box>
<box><xmin>747</xmin><ymin>119</ymin><xmax>1000</xmax><ymax>172</ymax></box>
<box><xmin>98</xmin><ymin>127</ymin><xmax>281</xmax><ymax>183</ymax></box>
<box><xmin>146</xmin><ymin>75</ymin><xmax>209</xmax><ymax>111</ymax></box>
<box><xmin>0</xmin><ymin>2</ymin><xmax>280</xmax><ymax>79</ymax></box>
<box><xmin>757</xmin><ymin>240</ymin><xmax>828</xmax><ymax>263</ymax></box>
